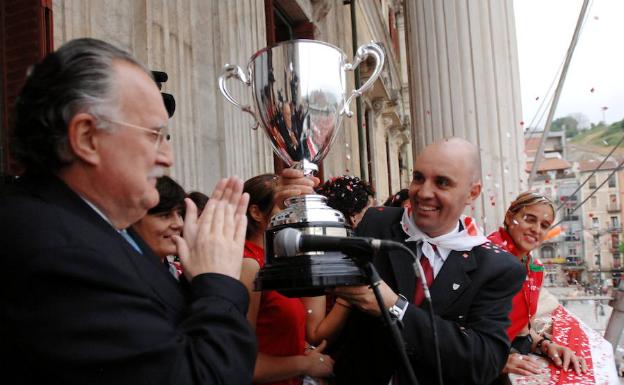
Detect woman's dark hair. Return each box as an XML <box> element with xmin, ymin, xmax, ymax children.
<box><xmin>316</xmin><ymin>175</ymin><xmax>375</xmax><ymax>219</ymax></box>
<box><xmin>187</xmin><ymin>191</ymin><xmax>209</xmax><ymax>213</ymax></box>
<box><xmin>11</xmin><ymin>38</ymin><xmax>150</xmax><ymax>174</ymax></box>
<box><xmin>243</xmin><ymin>174</ymin><xmax>277</xmax><ymax>239</ymax></box>
<box><xmin>148</xmin><ymin>176</ymin><xmax>186</xmax><ymax>215</ymax></box>
<box><xmin>384</xmin><ymin>188</ymin><xmax>409</xmax><ymax>207</ymax></box>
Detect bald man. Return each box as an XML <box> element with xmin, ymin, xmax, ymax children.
<box><xmin>333</xmin><ymin>138</ymin><xmax>525</xmax><ymax>385</ymax></box>
<box><xmin>277</xmin><ymin>138</ymin><xmax>525</xmax><ymax>385</ymax></box>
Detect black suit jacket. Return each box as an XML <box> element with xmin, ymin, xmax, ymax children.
<box><xmin>0</xmin><ymin>174</ymin><xmax>256</xmax><ymax>385</ymax></box>
<box><xmin>334</xmin><ymin>207</ymin><xmax>525</xmax><ymax>385</ymax></box>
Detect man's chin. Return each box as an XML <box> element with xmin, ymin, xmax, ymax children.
<box><xmin>141</xmin><ymin>193</ymin><xmax>160</xmax><ymax>212</ymax></box>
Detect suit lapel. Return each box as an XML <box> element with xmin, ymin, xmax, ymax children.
<box><xmin>124</xmin><ymin>228</ymin><xmax>187</xmax><ymax>312</ymax></box>
<box><xmin>430</xmin><ymin>249</ymin><xmax>477</xmax><ymax>314</ymax></box>
<box><xmin>27</xmin><ymin>175</ymin><xmax>187</xmax><ymax>313</ymax></box>
<box><xmin>386</xmin><ymin>220</ymin><xmax>417</xmax><ymax>302</ymax></box>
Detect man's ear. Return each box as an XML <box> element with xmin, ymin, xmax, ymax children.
<box><xmin>67</xmin><ymin>113</ymin><xmax>101</xmax><ymax>166</ymax></box>
<box><xmin>466</xmin><ymin>181</ymin><xmax>482</xmax><ymax>205</ymax></box>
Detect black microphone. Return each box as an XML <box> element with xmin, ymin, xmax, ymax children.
<box><xmin>273</xmin><ymin>228</ymin><xmax>403</xmax><ymax>257</ymax></box>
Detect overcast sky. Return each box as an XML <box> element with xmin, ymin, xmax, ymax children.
<box><xmin>514</xmin><ymin>0</ymin><xmax>624</xmax><ymax>128</ymax></box>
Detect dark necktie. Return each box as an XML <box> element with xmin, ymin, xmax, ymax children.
<box><xmin>413</xmin><ymin>245</ymin><xmax>435</xmax><ymax>306</ymax></box>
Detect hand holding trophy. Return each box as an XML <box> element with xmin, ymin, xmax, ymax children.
<box><xmin>219</xmin><ymin>39</ymin><xmax>385</xmax><ymax>296</ymax></box>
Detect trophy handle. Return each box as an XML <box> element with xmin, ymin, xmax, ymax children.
<box><xmin>218</xmin><ymin>64</ymin><xmax>259</xmax><ymax>129</ymax></box>
<box><xmin>342</xmin><ymin>42</ymin><xmax>386</xmax><ymax>117</ymax></box>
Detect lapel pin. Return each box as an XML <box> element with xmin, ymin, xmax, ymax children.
<box><xmin>452</xmin><ymin>283</ymin><xmax>460</xmax><ymax>290</ymax></box>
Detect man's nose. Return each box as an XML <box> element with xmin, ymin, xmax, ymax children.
<box><xmin>157</xmin><ymin>139</ymin><xmax>174</xmax><ymax>167</ymax></box>
<box><xmin>416</xmin><ymin>180</ymin><xmax>435</xmax><ymax>198</ymax></box>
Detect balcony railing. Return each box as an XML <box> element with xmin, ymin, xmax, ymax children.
<box><xmin>558</xmin><ymin>195</ymin><xmax>579</xmax><ymax>203</ymax></box>
<box><xmin>607</xmin><ymin>203</ymin><xmax>621</xmax><ymax>212</ymax></box>
<box><xmin>566</xmin><ymin>256</ymin><xmax>583</xmax><ymax>264</ymax></box>
<box><xmin>562</xmin><ymin>215</ymin><xmax>579</xmax><ymax>222</ymax></box>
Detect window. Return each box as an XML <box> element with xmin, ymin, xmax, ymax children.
<box><xmin>568</xmin><ymin>247</ymin><xmax>577</xmax><ymax>256</ymax></box>
<box><xmin>611</xmin><ymin>216</ymin><xmax>620</xmax><ymax>228</ymax></box>
<box><xmin>592</xmin><ymin>217</ymin><xmax>599</xmax><ymax>229</ymax></box>
<box><xmin>591</xmin><ymin>196</ymin><xmax>597</xmax><ymax>208</ymax></box>
<box><xmin>1</xmin><ymin>0</ymin><xmax>54</xmax><ymax>176</ymax></box>
<box><xmin>589</xmin><ymin>175</ymin><xmax>597</xmax><ymax>189</ymax></box>
<box><xmin>541</xmin><ymin>246</ymin><xmax>555</xmax><ymax>259</ymax></box>
<box><xmin>609</xmin><ymin>175</ymin><xmax>616</xmax><ymax>188</ymax></box>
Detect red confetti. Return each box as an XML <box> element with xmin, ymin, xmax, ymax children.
<box><xmin>590</xmin><ymin>87</ymin><xmax>595</xmax><ymax>93</ymax></box>
<box><xmin>520</xmin><ymin>121</ymin><xmax>525</xmax><ymax>126</ymax></box>
<box><xmin>535</xmin><ymin>96</ymin><xmax>540</xmax><ymax>101</ymax></box>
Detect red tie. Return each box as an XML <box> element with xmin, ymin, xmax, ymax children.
<box><xmin>413</xmin><ymin>254</ymin><xmax>434</xmax><ymax>306</ymax></box>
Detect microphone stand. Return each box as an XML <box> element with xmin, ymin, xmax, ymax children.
<box><xmin>358</xmin><ymin>258</ymin><xmax>419</xmax><ymax>385</ymax></box>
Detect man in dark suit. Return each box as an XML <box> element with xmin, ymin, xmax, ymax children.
<box><xmin>335</xmin><ymin>138</ymin><xmax>525</xmax><ymax>385</ymax></box>
<box><xmin>278</xmin><ymin>138</ymin><xmax>525</xmax><ymax>384</ymax></box>
<box><xmin>0</xmin><ymin>38</ymin><xmax>256</xmax><ymax>385</ymax></box>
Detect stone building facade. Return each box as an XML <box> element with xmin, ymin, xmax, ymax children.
<box><xmin>45</xmin><ymin>0</ymin><xmax>412</xmax><ymax>201</ymax></box>
<box><xmin>579</xmin><ymin>160</ymin><xmax>623</xmax><ymax>286</ymax></box>
<box><xmin>1</xmin><ymin>0</ymin><xmax>525</xmax><ymax>229</ymax></box>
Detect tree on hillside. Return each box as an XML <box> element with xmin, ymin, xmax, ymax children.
<box><xmin>551</xmin><ymin>115</ymin><xmax>579</xmax><ymax>138</ymax></box>
<box><xmin>569</xmin><ymin>112</ymin><xmax>590</xmax><ymax>130</ymax></box>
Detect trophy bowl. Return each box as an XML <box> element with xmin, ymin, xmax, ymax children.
<box><xmin>219</xmin><ymin>39</ymin><xmax>385</xmax><ymax>296</ymax></box>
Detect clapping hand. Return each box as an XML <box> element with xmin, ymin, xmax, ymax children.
<box><xmin>174</xmin><ymin>176</ymin><xmax>249</xmax><ymax>280</ymax></box>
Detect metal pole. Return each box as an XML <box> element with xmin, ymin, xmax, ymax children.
<box><xmin>528</xmin><ymin>0</ymin><xmax>590</xmax><ymax>187</ymax></box>
<box><xmin>605</xmin><ymin>280</ymin><xmax>624</xmax><ymax>352</ymax></box>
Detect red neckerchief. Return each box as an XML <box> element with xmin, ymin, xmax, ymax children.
<box><xmin>490</xmin><ymin>227</ymin><xmax>541</xmax><ymax>326</ymax></box>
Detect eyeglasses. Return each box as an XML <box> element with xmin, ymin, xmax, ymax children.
<box><xmin>101</xmin><ymin>118</ymin><xmax>171</xmax><ymax>149</ymax></box>
<box><xmin>513</xmin><ymin>212</ymin><xmax>552</xmax><ymax>233</ymax></box>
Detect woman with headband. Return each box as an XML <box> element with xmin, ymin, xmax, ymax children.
<box><xmin>488</xmin><ymin>192</ymin><xmax>587</xmax><ymax>380</ymax></box>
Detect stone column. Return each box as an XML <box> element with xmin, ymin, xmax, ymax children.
<box><xmin>52</xmin><ymin>0</ymin><xmax>273</xmax><ymax>192</ymax></box>
<box><xmin>404</xmin><ymin>0</ymin><xmax>525</xmax><ymax>231</ymax></box>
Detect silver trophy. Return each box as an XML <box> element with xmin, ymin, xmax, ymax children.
<box><xmin>219</xmin><ymin>39</ymin><xmax>385</xmax><ymax>295</ymax></box>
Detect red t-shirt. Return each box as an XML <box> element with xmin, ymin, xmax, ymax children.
<box><xmin>244</xmin><ymin>241</ymin><xmax>306</xmax><ymax>385</ymax></box>
<box><xmin>487</xmin><ymin>228</ymin><xmax>544</xmax><ymax>341</ymax></box>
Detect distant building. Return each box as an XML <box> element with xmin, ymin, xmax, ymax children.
<box><xmin>525</xmin><ymin>131</ymin><xmax>583</xmax><ymax>285</ymax></box>
<box><xmin>578</xmin><ymin>159</ymin><xmax>623</xmax><ymax>286</ymax></box>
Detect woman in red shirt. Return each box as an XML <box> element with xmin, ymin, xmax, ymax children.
<box><xmin>488</xmin><ymin>192</ymin><xmax>586</xmax><ymax>377</ymax></box>
<box><xmin>240</xmin><ymin>174</ymin><xmax>334</xmax><ymax>385</ymax></box>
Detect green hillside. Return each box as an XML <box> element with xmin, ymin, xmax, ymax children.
<box><xmin>570</xmin><ymin>119</ymin><xmax>624</xmax><ymax>147</ymax></box>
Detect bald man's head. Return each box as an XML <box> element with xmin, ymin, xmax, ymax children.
<box><xmin>423</xmin><ymin>137</ymin><xmax>482</xmax><ymax>183</ymax></box>
<box><xmin>408</xmin><ymin>137</ymin><xmax>482</xmax><ymax>237</ymax></box>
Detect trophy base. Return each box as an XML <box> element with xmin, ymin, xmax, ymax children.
<box><xmin>255</xmin><ymin>253</ymin><xmax>368</xmax><ymax>297</ymax></box>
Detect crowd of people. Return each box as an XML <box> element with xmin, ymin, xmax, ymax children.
<box><xmin>0</xmin><ymin>37</ymin><xmax>602</xmax><ymax>385</ymax></box>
